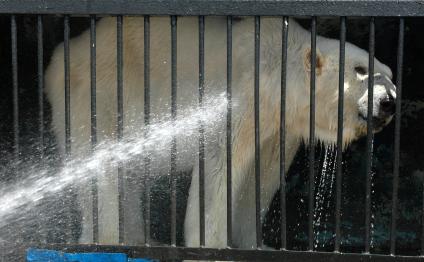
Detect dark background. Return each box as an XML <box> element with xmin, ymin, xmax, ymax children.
<box><xmin>0</xmin><ymin>16</ymin><xmax>423</xmax><ymax>257</ymax></box>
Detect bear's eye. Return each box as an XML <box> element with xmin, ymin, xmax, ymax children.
<box><xmin>355</xmin><ymin>66</ymin><xmax>367</xmax><ymax>75</ymax></box>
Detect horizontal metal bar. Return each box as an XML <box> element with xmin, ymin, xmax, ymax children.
<box><xmin>25</xmin><ymin>244</ymin><xmax>424</xmax><ymax>262</ymax></box>
<box><xmin>0</xmin><ymin>0</ymin><xmax>424</xmax><ymax>16</ymax></box>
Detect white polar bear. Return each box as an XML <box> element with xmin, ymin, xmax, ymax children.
<box><xmin>45</xmin><ymin>17</ymin><xmax>396</xmax><ymax>248</ymax></box>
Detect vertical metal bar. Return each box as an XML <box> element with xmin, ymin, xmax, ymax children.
<box><xmin>37</xmin><ymin>15</ymin><xmax>47</xmax><ymax>244</ymax></box>
<box><xmin>170</xmin><ymin>15</ymin><xmax>178</xmax><ymax>247</ymax></box>
<box><xmin>365</xmin><ymin>17</ymin><xmax>375</xmax><ymax>254</ymax></box>
<box><xmin>37</xmin><ymin>15</ymin><xmax>44</xmax><ymax>158</ymax></box>
<box><xmin>64</xmin><ymin>15</ymin><xmax>71</xmax><ymax>158</ymax></box>
<box><xmin>63</xmin><ymin>14</ymin><xmax>72</xmax><ymax>243</ymax></box>
<box><xmin>422</xmin><ymin>184</ymin><xmax>424</xmax><ymax>255</ymax></box>
<box><xmin>423</xmin><ymin>185</ymin><xmax>424</xmax><ymax>255</ymax></box>
<box><xmin>116</xmin><ymin>15</ymin><xmax>124</xmax><ymax>244</ymax></box>
<box><xmin>198</xmin><ymin>15</ymin><xmax>206</xmax><ymax>247</ymax></box>
<box><xmin>90</xmin><ymin>14</ymin><xmax>99</xmax><ymax>244</ymax></box>
<box><xmin>308</xmin><ymin>16</ymin><xmax>317</xmax><ymax>252</ymax></box>
<box><xmin>335</xmin><ymin>16</ymin><xmax>346</xmax><ymax>253</ymax></box>
<box><xmin>254</xmin><ymin>15</ymin><xmax>262</xmax><ymax>249</ymax></box>
<box><xmin>390</xmin><ymin>17</ymin><xmax>404</xmax><ymax>256</ymax></box>
<box><xmin>226</xmin><ymin>15</ymin><xmax>233</xmax><ymax>249</ymax></box>
<box><xmin>143</xmin><ymin>15</ymin><xmax>151</xmax><ymax>246</ymax></box>
<box><xmin>11</xmin><ymin>15</ymin><xmax>19</xmax><ymax>159</ymax></box>
<box><xmin>280</xmin><ymin>16</ymin><xmax>289</xmax><ymax>251</ymax></box>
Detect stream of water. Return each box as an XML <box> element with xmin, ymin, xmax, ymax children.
<box><xmin>0</xmin><ymin>93</ymin><xmax>228</xmax><ymax>237</ymax></box>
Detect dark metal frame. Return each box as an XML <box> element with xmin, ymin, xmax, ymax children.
<box><xmin>2</xmin><ymin>0</ymin><xmax>416</xmax><ymax>261</ymax></box>
<box><xmin>0</xmin><ymin>0</ymin><xmax>424</xmax><ymax>16</ymax></box>
<box><xmin>20</xmin><ymin>245</ymin><xmax>424</xmax><ymax>262</ymax></box>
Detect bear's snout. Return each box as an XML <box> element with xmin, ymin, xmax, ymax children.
<box><xmin>372</xmin><ymin>93</ymin><xmax>395</xmax><ymax>131</ymax></box>
<box><xmin>357</xmin><ymin>73</ymin><xmax>396</xmax><ymax>132</ymax></box>
<box><xmin>374</xmin><ymin>76</ymin><xmax>397</xmax><ymax>123</ymax></box>
<box><xmin>379</xmin><ymin>95</ymin><xmax>396</xmax><ymax>116</ymax></box>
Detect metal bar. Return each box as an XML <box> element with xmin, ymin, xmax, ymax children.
<box><xmin>30</xmin><ymin>244</ymin><xmax>424</xmax><ymax>262</ymax></box>
<box><xmin>280</xmin><ymin>16</ymin><xmax>289</xmax><ymax>251</ymax></box>
<box><xmin>365</xmin><ymin>17</ymin><xmax>375</xmax><ymax>254</ymax></box>
<box><xmin>226</xmin><ymin>15</ymin><xmax>233</xmax><ymax>249</ymax></box>
<box><xmin>335</xmin><ymin>16</ymin><xmax>346</xmax><ymax>253</ymax></box>
<box><xmin>198</xmin><ymin>15</ymin><xmax>206</xmax><ymax>247</ymax></box>
<box><xmin>170</xmin><ymin>15</ymin><xmax>178</xmax><ymax>247</ymax></box>
<box><xmin>390</xmin><ymin>17</ymin><xmax>404</xmax><ymax>256</ymax></box>
<box><xmin>143</xmin><ymin>15</ymin><xmax>151</xmax><ymax>246</ymax></box>
<box><xmin>422</xmin><ymin>180</ymin><xmax>424</xmax><ymax>256</ymax></box>
<box><xmin>64</xmin><ymin>15</ymin><xmax>71</xmax><ymax>158</ymax></box>
<box><xmin>1</xmin><ymin>0</ymin><xmax>424</xmax><ymax>16</ymax></box>
<box><xmin>90</xmin><ymin>14</ymin><xmax>99</xmax><ymax>244</ymax></box>
<box><xmin>254</xmin><ymin>15</ymin><xmax>262</xmax><ymax>249</ymax></box>
<box><xmin>37</xmin><ymin>15</ymin><xmax>44</xmax><ymax>158</ymax></box>
<box><xmin>62</xmin><ymin>14</ymin><xmax>72</xmax><ymax>243</ymax></box>
<box><xmin>116</xmin><ymin>15</ymin><xmax>124</xmax><ymax>244</ymax></box>
<box><xmin>90</xmin><ymin>16</ymin><xmax>97</xmax><ymax>153</ymax></box>
<box><xmin>11</xmin><ymin>15</ymin><xmax>18</xmax><ymax>159</ymax></box>
<box><xmin>308</xmin><ymin>16</ymin><xmax>317</xmax><ymax>252</ymax></box>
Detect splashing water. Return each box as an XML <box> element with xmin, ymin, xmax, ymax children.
<box><xmin>370</xmin><ymin>138</ymin><xmax>376</xmax><ymax>249</ymax></box>
<box><xmin>313</xmin><ymin>144</ymin><xmax>337</xmax><ymax>249</ymax></box>
<box><xmin>0</xmin><ymin>93</ymin><xmax>228</xmax><ymax>232</ymax></box>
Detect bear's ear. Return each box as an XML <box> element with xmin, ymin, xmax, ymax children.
<box><xmin>304</xmin><ymin>47</ymin><xmax>325</xmax><ymax>76</ymax></box>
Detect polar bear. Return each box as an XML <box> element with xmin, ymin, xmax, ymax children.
<box><xmin>45</xmin><ymin>16</ymin><xmax>396</xmax><ymax>248</ymax></box>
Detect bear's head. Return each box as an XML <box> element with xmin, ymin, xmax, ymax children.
<box><xmin>299</xmin><ymin>37</ymin><xmax>396</xmax><ymax>146</ymax></box>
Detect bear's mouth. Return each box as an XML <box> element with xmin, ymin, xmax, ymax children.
<box><xmin>358</xmin><ymin>113</ymin><xmax>390</xmax><ymax>133</ymax></box>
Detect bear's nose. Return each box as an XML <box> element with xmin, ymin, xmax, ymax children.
<box><xmin>379</xmin><ymin>96</ymin><xmax>396</xmax><ymax>115</ymax></box>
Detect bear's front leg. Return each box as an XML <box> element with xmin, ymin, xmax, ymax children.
<box><xmin>184</xmin><ymin>148</ymin><xmax>228</xmax><ymax>248</ymax></box>
<box><xmin>185</xmin><ymin>145</ymin><xmax>259</xmax><ymax>250</ymax></box>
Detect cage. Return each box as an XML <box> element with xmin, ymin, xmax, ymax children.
<box><xmin>0</xmin><ymin>1</ymin><xmax>423</xmax><ymax>261</ymax></box>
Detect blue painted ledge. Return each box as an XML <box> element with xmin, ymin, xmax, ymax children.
<box><xmin>27</xmin><ymin>248</ymin><xmax>155</xmax><ymax>262</ymax></box>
